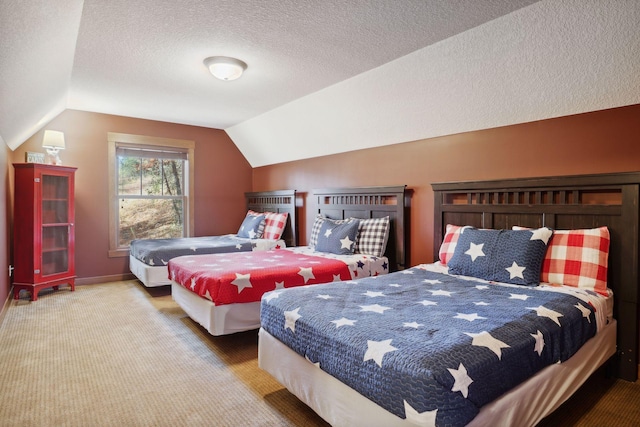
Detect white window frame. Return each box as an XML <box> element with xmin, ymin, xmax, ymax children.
<box><xmin>108</xmin><ymin>132</ymin><xmax>195</xmax><ymax>257</ymax></box>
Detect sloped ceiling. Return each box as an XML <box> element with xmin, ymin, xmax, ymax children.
<box><xmin>1</xmin><ymin>1</ymin><xmax>639</xmax><ymax>166</ymax></box>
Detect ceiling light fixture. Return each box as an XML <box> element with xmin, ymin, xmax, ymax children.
<box><xmin>204</xmin><ymin>56</ymin><xmax>247</xmax><ymax>81</ymax></box>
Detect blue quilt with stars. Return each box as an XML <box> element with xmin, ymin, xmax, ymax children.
<box><xmin>260</xmin><ymin>265</ymin><xmax>601</xmax><ymax>427</ymax></box>
<box><xmin>130</xmin><ymin>234</ymin><xmax>268</xmax><ymax>266</ymax></box>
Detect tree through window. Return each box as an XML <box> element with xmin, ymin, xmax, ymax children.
<box><xmin>108</xmin><ymin>133</ymin><xmax>195</xmax><ymax>257</ymax></box>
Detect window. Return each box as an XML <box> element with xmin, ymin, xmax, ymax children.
<box><xmin>108</xmin><ymin>133</ymin><xmax>195</xmax><ymax>257</ymax></box>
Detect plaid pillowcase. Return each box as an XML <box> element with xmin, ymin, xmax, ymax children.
<box><xmin>514</xmin><ymin>226</ymin><xmax>610</xmax><ymax>295</ymax></box>
<box><xmin>354</xmin><ymin>216</ymin><xmax>390</xmax><ymax>257</ymax></box>
<box><xmin>309</xmin><ymin>215</ymin><xmax>350</xmax><ymax>248</ymax></box>
<box><xmin>439</xmin><ymin>224</ymin><xmax>468</xmax><ymax>265</ymax></box>
<box><xmin>249</xmin><ymin>210</ymin><xmax>288</xmax><ymax>240</ymax></box>
<box><xmin>543</xmin><ymin>227</ymin><xmax>610</xmax><ymax>295</ymax></box>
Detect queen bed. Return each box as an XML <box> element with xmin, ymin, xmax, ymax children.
<box><xmin>258</xmin><ymin>172</ymin><xmax>640</xmax><ymax>427</ymax></box>
<box><xmin>170</xmin><ymin>186</ymin><xmax>408</xmax><ymax>336</ymax></box>
<box><xmin>129</xmin><ymin>190</ymin><xmax>297</xmax><ymax>287</ymax></box>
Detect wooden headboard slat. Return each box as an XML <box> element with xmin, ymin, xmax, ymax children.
<box><xmin>313</xmin><ymin>186</ymin><xmax>408</xmax><ymax>272</ymax></box>
<box><xmin>432</xmin><ymin>172</ymin><xmax>640</xmax><ymax>382</ymax></box>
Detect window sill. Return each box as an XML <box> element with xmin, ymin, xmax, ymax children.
<box><xmin>109</xmin><ymin>248</ymin><xmax>129</xmax><ymax>258</ymax></box>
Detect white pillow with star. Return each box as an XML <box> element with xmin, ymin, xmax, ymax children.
<box><xmin>314</xmin><ymin>219</ymin><xmax>359</xmax><ymax>255</ymax></box>
<box><xmin>447</xmin><ymin>227</ymin><xmax>552</xmax><ymax>286</ymax></box>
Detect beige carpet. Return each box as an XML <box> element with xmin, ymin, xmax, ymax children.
<box><xmin>1</xmin><ymin>281</ymin><xmax>638</xmax><ymax>427</ymax></box>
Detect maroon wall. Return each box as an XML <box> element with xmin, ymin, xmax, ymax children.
<box><xmin>9</xmin><ymin>110</ymin><xmax>253</xmax><ymax>284</ymax></box>
<box><xmin>253</xmin><ymin>104</ymin><xmax>640</xmax><ymax>267</ymax></box>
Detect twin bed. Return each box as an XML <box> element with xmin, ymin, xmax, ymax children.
<box><xmin>129</xmin><ymin>190</ymin><xmax>297</xmax><ymax>287</ymax></box>
<box><xmin>258</xmin><ymin>173</ymin><xmax>639</xmax><ymax>427</ymax></box>
<box><xmin>169</xmin><ymin>186</ymin><xmax>408</xmax><ymax>336</ymax></box>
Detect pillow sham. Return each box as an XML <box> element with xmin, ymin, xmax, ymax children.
<box><xmin>249</xmin><ymin>210</ymin><xmax>288</xmax><ymax>240</ymax></box>
<box><xmin>237</xmin><ymin>212</ymin><xmax>265</xmax><ymax>238</ymax></box>
<box><xmin>315</xmin><ymin>219</ymin><xmax>359</xmax><ymax>255</ymax></box>
<box><xmin>438</xmin><ymin>224</ymin><xmax>469</xmax><ymax>265</ymax></box>
<box><xmin>513</xmin><ymin>226</ymin><xmax>610</xmax><ymax>295</ymax></box>
<box><xmin>447</xmin><ymin>227</ymin><xmax>553</xmax><ymax>286</ymax></box>
<box><xmin>309</xmin><ymin>215</ymin><xmax>351</xmax><ymax>248</ymax></box>
<box><xmin>354</xmin><ymin>216</ymin><xmax>390</xmax><ymax>257</ymax></box>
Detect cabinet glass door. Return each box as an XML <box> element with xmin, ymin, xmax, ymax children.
<box><xmin>41</xmin><ymin>174</ymin><xmax>70</xmax><ymax>276</ymax></box>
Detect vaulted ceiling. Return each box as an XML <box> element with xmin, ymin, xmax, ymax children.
<box><xmin>1</xmin><ymin>1</ymin><xmax>638</xmax><ymax>166</ymax></box>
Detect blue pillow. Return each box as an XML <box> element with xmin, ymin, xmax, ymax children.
<box><xmin>447</xmin><ymin>227</ymin><xmax>552</xmax><ymax>286</ymax></box>
<box><xmin>315</xmin><ymin>219</ymin><xmax>359</xmax><ymax>255</ymax></box>
<box><xmin>237</xmin><ymin>213</ymin><xmax>265</xmax><ymax>239</ymax></box>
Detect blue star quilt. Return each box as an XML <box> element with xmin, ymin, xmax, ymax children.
<box><xmin>130</xmin><ymin>234</ymin><xmax>282</xmax><ymax>266</ymax></box>
<box><xmin>260</xmin><ymin>264</ymin><xmax>607</xmax><ymax>426</ymax></box>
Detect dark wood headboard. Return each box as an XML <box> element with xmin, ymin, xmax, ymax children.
<box><xmin>245</xmin><ymin>190</ymin><xmax>297</xmax><ymax>247</ymax></box>
<box><xmin>432</xmin><ymin>172</ymin><xmax>640</xmax><ymax>381</ymax></box>
<box><xmin>313</xmin><ymin>186</ymin><xmax>408</xmax><ymax>272</ymax></box>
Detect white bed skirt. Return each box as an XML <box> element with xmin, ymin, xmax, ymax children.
<box><xmin>258</xmin><ymin>320</ymin><xmax>617</xmax><ymax>427</ymax></box>
<box><xmin>129</xmin><ymin>254</ymin><xmax>170</xmax><ymax>287</ymax></box>
<box><xmin>171</xmin><ymin>282</ymin><xmax>261</xmax><ymax>335</ymax></box>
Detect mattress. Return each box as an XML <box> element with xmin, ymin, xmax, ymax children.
<box><xmin>259</xmin><ymin>263</ymin><xmax>613</xmax><ymax>426</ymax></box>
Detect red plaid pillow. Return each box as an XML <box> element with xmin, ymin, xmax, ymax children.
<box><xmin>439</xmin><ymin>224</ymin><xmax>467</xmax><ymax>265</ymax></box>
<box><xmin>514</xmin><ymin>226</ymin><xmax>610</xmax><ymax>295</ymax></box>
<box><xmin>250</xmin><ymin>210</ymin><xmax>288</xmax><ymax>240</ymax></box>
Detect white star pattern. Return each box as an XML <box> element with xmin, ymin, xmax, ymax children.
<box><xmin>454</xmin><ymin>313</ymin><xmax>486</xmax><ymax>322</ymax></box>
<box><xmin>364</xmin><ymin>339</ymin><xmax>397</xmax><ymax>367</ymax></box>
<box><xmin>403</xmin><ymin>322</ymin><xmax>423</xmax><ymax>328</ymax></box>
<box><xmin>235</xmin><ymin>244</ymin><xmax>242</xmax><ymax>249</ymax></box>
<box><xmin>332</xmin><ymin>317</ymin><xmax>356</xmax><ymax>328</ymax></box>
<box><xmin>298</xmin><ymin>267</ymin><xmax>315</xmax><ymax>283</ymax></box>
<box><xmin>474</xmin><ymin>301</ymin><xmax>490</xmax><ymax>306</ymax></box>
<box><xmin>575</xmin><ymin>303</ymin><xmax>592</xmax><ymax>322</ymax></box>
<box><xmin>430</xmin><ymin>289</ymin><xmax>454</xmax><ymax>297</ymax></box>
<box><xmin>418</xmin><ymin>300</ymin><xmax>437</xmax><ymax>306</ymax></box>
<box><xmin>324</xmin><ymin>229</ymin><xmax>332</xmax><ymax>238</ymax></box>
<box><xmin>505</xmin><ymin>261</ymin><xmax>526</xmax><ymax>279</ymax></box>
<box><xmin>401</xmin><ymin>270</ymin><xmax>415</xmax><ymax>275</ymax></box>
<box><xmin>465</xmin><ymin>242</ymin><xmax>485</xmax><ymax>261</ymax></box>
<box><xmin>149</xmin><ymin>259</ymin><xmax>155</xmax><ymax>266</ymax></box>
<box><xmin>448</xmin><ymin>363</ymin><xmax>473</xmax><ymax>398</ymax></box>
<box><xmin>360</xmin><ymin>304</ymin><xmax>391</xmax><ymax>314</ymax></box>
<box><xmin>404</xmin><ymin>401</ymin><xmax>437</xmax><ymax>427</ymax></box>
<box><xmin>305</xmin><ymin>355</ymin><xmax>321</xmax><ymax>368</ymax></box>
<box><xmin>248</xmin><ymin>229</ymin><xmax>257</xmax><ymax>239</ymax></box>
<box><xmin>333</xmin><ymin>274</ymin><xmax>342</xmax><ymax>282</ymax></box>
<box><xmin>476</xmin><ymin>285</ymin><xmax>489</xmax><ymax>290</ymax></box>
<box><xmin>465</xmin><ymin>331</ymin><xmax>510</xmax><ymax>359</ymax></box>
<box><xmin>423</xmin><ymin>279</ymin><xmax>442</xmax><ymax>285</ymax></box>
<box><xmin>284</xmin><ymin>307</ymin><xmax>302</xmax><ymax>332</ymax></box>
<box><xmin>510</xmin><ymin>293</ymin><xmax>530</xmax><ymax>301</ymax></box>
<box><xmin>531</xmin><ymin>330</ymin><xmax>545</xmax><ymax>356</ymax></box>
<box><xmin>530</xmin><ymin>227</ymin><xmax>552</xmax><ymax>244</ymax></box>
<box><xmin>190</xmin><ymin>246</ymin><xmax>197</xmax><ymax>251</ymax></box>
<box><xmin>190</xmin><ymin>277</ymin><xmax>196</xmax><ymax>290</ymax></box>
<box><xmin>388</xmin><ymin>283</ymin><xmax>401</xmax><ymax>287</ymax></box>
<box><xmin>317</xmin><ymin>294</ymin><xmax>333</xmax><ymax>300</ymax></box>
<box><xmin>231</xmin><ymin>273</ymin><xmax>252</xmax><ymax>292</ymax></box>
<box><xmin>340</xmin><ymin>236</ymin><xmax>354</xmax><ymax>249</ymax></box>
<box><xmin>274</xmin><ymin>281</ymin><xmax>285</xmax><ymax>290</ymax></box>
<box><xmin>161</xmin><ymin>259</ymin><xmax>168</xmax><ymax>265</ymax></box>
<box><xmin>528</xmin><ymin>305</ymin><xmax>563</xmax><ymax>326</ymax></box>
<box><xmin>263</xmin><ymin>291</ymin><xmax>281</xmax><ymax>303</ymax></box>
<box><xmin>363</xmin><ymin>291</ymin><xmax>385</xmax><ymax>297</ymax></box>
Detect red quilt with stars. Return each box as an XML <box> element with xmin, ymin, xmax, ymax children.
<box><xmin>168</xmin><ymin>249</ymin><xmax>353</xmax><ymax>305</ymax></box>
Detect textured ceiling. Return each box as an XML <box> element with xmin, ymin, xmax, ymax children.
<box><xmin>1</xmin><ymin>1</ymin><xmax>638</xmax><ymax>167</ymax></box>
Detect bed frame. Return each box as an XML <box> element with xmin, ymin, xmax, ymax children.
<box><xmin>258</xmin><ymin>172</ymin><xmax>638</xmax><ymax>427</ymax></box>
<box><xmin>432</xmin><ymin>172</ymin><xmax>639</xmax><ymax>382</ymax></box>
<box><xmin>246</xmin><ymin>189</ymin><xmax>298</xmax><ymax>247</ymax></box>
<box><xmin>130</xmin><ymin>189</ymin><xmax>297</xmax><ymax>287</ymax></box>
<box><xmin>313</xmin><ymin>185</ymin><xmax>408</xmax><ymax>271</ymax></box>
<box><xmin>173</xmin><ymin>186</ymin><xmax>407</xmax><ymax>336</ymax></box>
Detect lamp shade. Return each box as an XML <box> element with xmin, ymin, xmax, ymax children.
<box><xmin>204</xmin><ymin>56</ymin><xmax>247</xmax><ymax>81</ymax></box>
<box><xmin>42</xmin><ymin>130</ymin><xmax>65</xmax><ymax>150</ymax></box>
